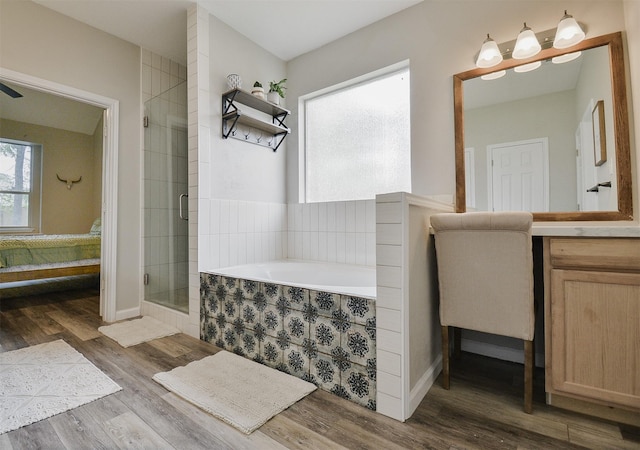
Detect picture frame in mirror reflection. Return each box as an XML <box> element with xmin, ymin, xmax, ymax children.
<box><xmin>592</xmin><ymin>100</ymin><xmax>607</xmax><ymax>166</ymax></box>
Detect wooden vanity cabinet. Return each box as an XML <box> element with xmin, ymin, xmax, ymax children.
<box><xmin>543</xmin><ymin>237</ymin><xmax>640</xmax><ymax>415</ymax></box>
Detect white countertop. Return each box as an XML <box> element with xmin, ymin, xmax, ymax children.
<box><xmin>532</xmin><ymin>222</ymin><xmax>640</xmax><ymax>237</ymax></box>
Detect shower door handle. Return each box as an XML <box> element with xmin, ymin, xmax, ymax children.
<box><xmin>179</xmin><ymin>194</ymin><xmax>188</xmax><ymax>221</ymax></box>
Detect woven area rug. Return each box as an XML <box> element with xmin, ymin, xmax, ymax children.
<box><xmin>153</xmin><ymin>350</ymin><xmax>317</xmax><ymax>434</ymax></box>
<box><xmin>0</xmin><ymin>340</ymin><xmax>122</xmax><ymax>434</ymax></box>
<box><xmin>98</xmin><ymin>316</ymin><xmax>180</xmax><ymax>347</ymax></box>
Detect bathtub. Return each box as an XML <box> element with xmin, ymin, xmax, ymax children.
<box><xmin>200</xmin><ymin>259</ymin><xmax>377</xmax><ymax>410</ymax></box>
<box><xmin>209</xmin><ymin>259</ymin><xmax>376</xmax><ymax>298</ymax></box>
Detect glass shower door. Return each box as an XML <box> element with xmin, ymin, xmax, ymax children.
<box><xmin>143</xmin><ymin>82</ymin><xmax>188</xmax><ymax>313</ymax></box>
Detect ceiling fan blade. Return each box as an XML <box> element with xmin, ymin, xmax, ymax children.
<box><xmin>0</xmin><ymin>82</ymin><xmax>23</xmax><ymax>98</ymax></box>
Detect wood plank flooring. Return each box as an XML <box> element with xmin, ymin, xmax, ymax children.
<box><xmin>1</xmin><ymin>286</ymin><xmax>639</xmax><ymax>449</ymax></box>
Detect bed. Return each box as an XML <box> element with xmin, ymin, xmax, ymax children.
<box><xmin>0</xmin><ymin>219</ymin><xmax>101</xmax><ymax>283</ymax></box>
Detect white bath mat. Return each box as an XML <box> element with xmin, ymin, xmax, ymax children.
<box><xmin>152</xmin><ymin>350</ymin><xmax>317</xmax><ymax>434</ymax></box>
<box><xmin>0</xmin><ymin>340</ymin><xmax>122</xmax><ymax>434</ymax></box>
<box><xmin>98</xmin><ymin>316</ymin><xmax>180</xmax><ymax>347</ymax></box>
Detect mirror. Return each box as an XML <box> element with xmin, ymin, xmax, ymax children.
<box><xmin>454</xmin><ymin>32</ymin><xmax>632</xmax><ymax>221</ymax></box>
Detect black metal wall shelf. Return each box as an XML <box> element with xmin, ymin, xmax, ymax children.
<box><xmin>222</xmin><ymin>88</ymin><xmax>290</xmax><ymax>151</ymax></box>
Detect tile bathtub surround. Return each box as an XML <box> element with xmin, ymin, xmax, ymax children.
<box><xmin>287</xmin><ymin>200</ymin><xmax>376</xmax><ymax>266</ymax></box>
<box><xmin>200</xmin><ymin>272</ymin><xmax>377</xmax><ymax>410</ymax></box>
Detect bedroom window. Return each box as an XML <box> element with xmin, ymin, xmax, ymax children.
<box><xmin>302</xmin><ymin>63</ymin><xmax>411</xmax><ymax>203</ymax></box>
<box><xmin>0</xmin><ymin>139</ymin><xmax>42</xmax><ymax>232</ymax></box>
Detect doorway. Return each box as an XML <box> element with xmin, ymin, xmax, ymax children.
<box><xmin>0</xmin><ymin>67</ymin><xmax>119</xmax><ymax>321</ymax></box>
<box><xmin>487</xmin><ymin>138</ymin><xmax>549</xmax><ymax>212</ymax></box>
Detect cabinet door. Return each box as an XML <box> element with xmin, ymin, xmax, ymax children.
<box><xmin>550</xmin><ymin>269</ymin><xmax>640</xmax><ymax>409</ymax></box>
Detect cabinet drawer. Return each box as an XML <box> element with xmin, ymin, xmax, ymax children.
<box><xmin>549</xmin><ymin>238</ymin><xmax>640</xmax><ymax>271</ymax></box>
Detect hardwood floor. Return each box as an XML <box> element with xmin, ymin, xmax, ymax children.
<box><xmin>1</xmin><ymin>286</ymin><xmax>639</xmax><ymax>449</ymax></box>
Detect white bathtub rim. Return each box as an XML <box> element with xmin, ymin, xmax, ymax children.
<box><xmin>206</xmin><ymin>259</ymin><xmax>376</xmax><ymax>299</ymax></box>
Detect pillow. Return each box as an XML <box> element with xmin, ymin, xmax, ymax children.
<box><xmin>89</xmin><ymin>217</ymin><xmax>101</xmax><ymax>235</ymax></box>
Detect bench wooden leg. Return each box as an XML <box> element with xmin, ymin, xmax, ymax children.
<box><xmin>441</xmin><ymin>326</ymin><xmax>450</xmax><ymax>390</ymax></box>
<box><xmin>524</xmin><ymin>339</ymin><xmax>534</xmax><ymax>414</ymax></box>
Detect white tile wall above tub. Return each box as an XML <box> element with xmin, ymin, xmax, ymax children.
<box><xmin>286</xmin><ymin>199</ymin><xmax>376</xmax><ymax>266</ymax></box>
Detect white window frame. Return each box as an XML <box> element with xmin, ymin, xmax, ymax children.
<box><xmin>299</xmin><ymin>61</ymin><xmax>411</xmax><ymax>203</ymax></box>
<box><xmin>0</xmin><ymin>138</ymin><xmax>42</xmax><ymax>233</ymax></box>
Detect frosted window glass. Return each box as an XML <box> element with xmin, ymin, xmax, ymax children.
<box><xmin>305</xmin><ymin>69</ymin><xmax>411</xmax><ymax>203</ymax></box>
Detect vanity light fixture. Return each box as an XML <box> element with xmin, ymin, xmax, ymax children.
<box><xmin>512</xmin><ymin>23</ymin><xmax>542</xmax><ymax>59</ymax></box>
<box><xmin>481</xmin><ymin>70</ymin><xmax>506</xmax><ymax>81</ymax></box>
<box><xmin>552</xmin><ymin>51</ymin><xmax>582</xmax><ymax>64</ymax></box>
<box><xmin>475</xmin><ymin>34</ymin><xmax>503</xmax><ymax>68</ymax></box>
<box><xmin>513</xmin><ymin>61</ymin><xmax>541</xmax><ymax>73</ymax></box>
<box><xmin>553</xmin><ymin>10</ymin><xmax>585</xmax><ymax>49</ymax></box>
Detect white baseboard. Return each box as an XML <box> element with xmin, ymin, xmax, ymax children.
<box><xmin>113</xmin><ymin>306</ymin><xmax>140</xmax><ymax>322</ymax></box>
<box><xmin>408</xmin><ymin>355</ymin><xmax>442</xmax><ymax>418</ymax></box>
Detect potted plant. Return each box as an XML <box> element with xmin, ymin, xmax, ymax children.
<box><xmin>251</xmin><ymin>81</ymin><xmax>264</xmax><ymax>99</ymax></box>
<box><xmin>267</xmin><ymin>78</ymin><xmax>287</xmax><ymax>105</ymax></box>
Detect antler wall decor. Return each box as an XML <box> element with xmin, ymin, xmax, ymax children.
<box><xmin>56</xmin><ymin>174</ymin><xmax>82</xmax><ymax>189</ymax></box>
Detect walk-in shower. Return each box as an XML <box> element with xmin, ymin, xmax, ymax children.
<box><xmin>143</xmin><ymin>81</ymin><xmax>188</xmax><ymax>313</ymax></box>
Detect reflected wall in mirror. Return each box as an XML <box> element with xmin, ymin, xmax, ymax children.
<box><xmin>454</xmin><ymin>32</ymin><xmax>632</xmax><ymax>221</ymax></box>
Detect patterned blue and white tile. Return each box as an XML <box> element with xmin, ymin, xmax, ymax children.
<box><xmin>284</xmin><ymin>344</ymin><xmax>309</xmax><ymax>379</ymax></box>
<box><xmin>341</xmin><ymin>295</ymin><xmax>375</xmax><ymax>326</ymax></box>
<box><xmin>310</xmin><ymin>352</ymin><xmax>338</xmax><ymax>392</ymax></box>
<box><xmin>262</xmin><ymin>282</ymin><xmax>281</xmax><ymax>304</ymax></box>
<box><xmin>310</xmin><ymin>290</ymin><xmax>340</xmax><ymax>318</ymax></box>
<box><xmin>343</xmin><ymin>363</ymin><xmax>376</xmax><ymax>409</ymax></box>
<box><xmin>311</xmin><ymin>317</ymin><xmax>340</xmax><ymax>355</ymax></box>
<box><xmin>238</xmin><ymin>329</ymin><xmax>260</xmax><ymax>360</ymax></box>
<box><xmin>261</xmin><ymin>335</ymin><xmax>284</xmax><ymax>370</ymax></box>
<box><xmin>240</xmin><ymin>302</ymin><xmax>261</xmax><ymax>331</ymax></box>
<box><xmin>263</xmin><ymin>303</ymin><xmax>283</xmax><ymax>337</ymax></box>
<box><xmin>343</xmin><ymin>323</ymin><xmax>375</xmax><ymax>367</ymax></box>
<box><xmin>240</xmin><ymin>279</ymin><xmax>260</xmax><ymax>298</ymax></box>
<box><xmin>284</xmin><ymin>310</ymin><xmax>308</xmax><ymax>346</ymax></box>
<box><xmin>282</xmin><ymin>285</ymin><xmax>309</xmax><ymax>311</ymax></box>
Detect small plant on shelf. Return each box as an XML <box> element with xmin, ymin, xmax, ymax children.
<box><xmin>267</xmin><ymin>78</ymin><xmax>287</xmax><ymax>105</ymax></box>
<box><xmin>251</xmin><ymin>81</ymin><xmax>265</xmax><ymax>99</ymax></box>
<box><xmin>269</xmin><ymin>79</ymin><xmax>287</xmax><ymax>98</ymax></box>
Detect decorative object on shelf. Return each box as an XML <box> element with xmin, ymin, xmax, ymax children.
<box><xmin>267</xmin><ymin>78</ymin><xmax>287</xmax><ymax>105</ymax></box>
<box><xmin>56</xmin><ymin>173</ymin><xmax>82</xmax><ymax>189</ymax></box>
<box><xmin>221</xmin><ymin>89</ymin><xmax>290</xmax><ymax>152</ymax></box>
<box><xmin>592</xmin><ymin>100</ymin><xmax>607</xmax><ymax>166</ymax></box>
<box><xmin>251</xmin><ymin>81</ymin><xmax>265</xmax><ymax>99</ymax></box>
<box><xmin>227</xmin><ymin>73</ymin><xmax>242</xmax><ymax>90</ymax></box>
<box><xmin>474</xmin><ymin>10</ymin><xmax>585</xmax><ymax>72</ymax></box>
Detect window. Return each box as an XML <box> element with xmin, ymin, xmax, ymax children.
<box><xmin>303</xmin><ymin>66</ymin><xmax>411</xmax><ymax>203</ymax></box>
<box><xmin>0</xmin><ymin>139</ymin><xmax>42</xmax><ymax>232</ymax></box>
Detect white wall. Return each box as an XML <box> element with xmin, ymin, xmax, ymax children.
<box><xmin>1</xmin><ymin>0</ymin><xmax>141</xmax><ymax>312</ymax></box>
<box><xmin>286</xmin><ymin>0</ymin><xmax>635</xmax><ymax>214</ymax></box>
<box><xmin>207</xmin><ymin>14</ymin><xmax>288</xmax><ymax>203</ymax></box>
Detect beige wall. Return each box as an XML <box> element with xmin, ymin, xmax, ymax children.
<box><xmin>1</xmin><ymin>0</ymin><xmax>141</xmax><ymax>312</ymax></box>
<box><xmin>624</xmin><ymin>0</ymin><xmax>640</xmax><ymax>219</ymax></box>
<box><xmin>0</xmin><ymin>118</ymin><xmax>101</xmax><ymax>234</ymax></box>
<box><xmin>92</xmin><ymin>115</ymin><xmax>103</xmax><ymax>220</ymax></box>
<box><xmin>286</xmin><ymin>0</ymin><xmax>637</xmax><ymax>221</ymax></box>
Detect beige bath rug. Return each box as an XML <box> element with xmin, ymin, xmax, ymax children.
<box><xmin>98</xmin><ymin>316</ymin><xmax>180</xmax><ymax>347</ymax></box>
<box><xmin>0</xmin><ymin>339</ymin><xmax>122</xmax><ymax>434</ymax></box>
<box><xmin>152</xmin><ymin>350</ymin><xmax>317</xmax><ymax>434</ymax></box>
